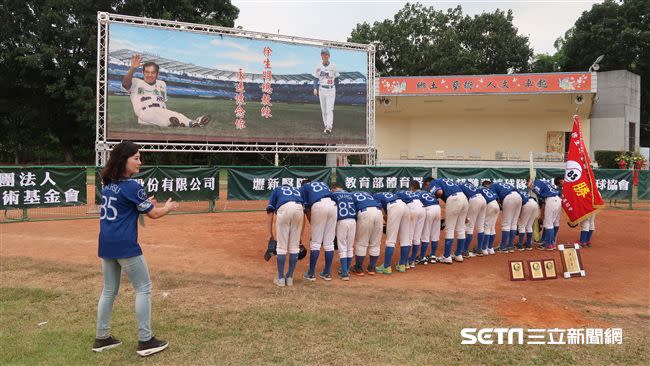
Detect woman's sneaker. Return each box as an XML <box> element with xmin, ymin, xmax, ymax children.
<box><xmin>136</xmin><ymin>336</ymin><xmax>168</xmax><ymax>357</ymax></box>
<box><xmin>92</xmin><ymin>335</ymin><xmax>122</xmax><ymax>352</ymax></box>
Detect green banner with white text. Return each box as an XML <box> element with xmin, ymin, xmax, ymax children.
<box><xmin>0</xmin><ymin>167</ymin><xmax>87</xmax><ymax>209</ymax></box>
<box><xmin>336</xmin><ymin>167</ymin><xmax>432</xmax><ymax>193</ymax></box>
<box><xmin>227</xmin><ymin>167</ymin><xmax>331</xmax><ymax>200</ymax></box>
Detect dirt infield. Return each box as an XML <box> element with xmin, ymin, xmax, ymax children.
<box><xmin>2</xmin><ymin>207</ymin><xmax>648</xmax><ymax>329</ymax></box>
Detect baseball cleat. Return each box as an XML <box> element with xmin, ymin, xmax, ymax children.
<box><xmin>375</xmin><ymin>264</ymin><xmax>392</xmax><ymax>274</ymax></box>
<box><xmin>496</xmin><ymin>247</ymin><xmax>509</xmax><ymax>254</ymax></box>
<box><xmin>439</xmin><ymin>256</ymin><xmax>453</xmax><ymax>264</ymax></box>
<box><xmin>525</xmin><ymin>245</ymin><xmax>533</xmax><ymax>251</ymax></box>
<box><xmin>366</xmin><ymin>265</ymin><xmax>376</xmax><ymax>276</ymax></box>
<box><xmin>339</xmin><ymin>273</ymin><xmax>350</xmax><ymax>281</ymax></box>
<box><xmin>481</xmin><ymin>249</ymin><xmax>489</xmax><ymax>256</ymax></box>
<box><xmin>168</xmin><ymin>117</ymin><xmax>184</xmax><ymax>127</ymax></box>
<box><xmin>452</xmin><ymin>255</ymin><xmax>464</xmax><ymax>262</ymax></box>
<box><xmin>285</xmin><ymin>277</ymin><xmax>294</xmax><ymax>286</ymax></box>
<box><xmin>191</xmin><ymin>115</ymin><xmax>211</xmax><ymax>128</ymax></box>
<box><xmin>462</xmin><ymin>251</ymin><xmax>476</xmax><ymax>258</ymax></box>
<box><xmin>319</xmin><ymin>272</ymin><xmax>332</xmax><ymax>281</ymax></box>
<box><xmin>545</xmin><ymin>244</ymin><xmax>557</xmax><ymax>251</ymax></box>
<box><xmin>396</xmin><ymin>264</ymin><xmax>407</xmax><ymax>273</ymax></box>
<box><xmin>350</xmin><ymin>266</ymin><xmax>365</xmax><ymax>276</ymax></box>
<box><xmin>303</xmin><ymin>272</ymin><xmax>316</xmax><ymax>281</ymax></box>
<box><xmin>273</xmin><ymin>277</ymin><xmax>286</xmax><ymax>287</ymax></box>
<box><xmin>429</xmin><ymin>256</ymin><xmax>437</xmax><ymax>264</ymax></box>
<box><xmin>487</xmin><ymin>248</ymin><xmax>495</xmax><ymax>255</ymax></box>
<box><xmin>408</xmin><ymin>261</ymin><xmax>416</xmax><ymax>269</ymax></box>
<box><xmin>508</xmin><ymin>247</ymin><xmax>515</xmax><ymax>253</ymax></box>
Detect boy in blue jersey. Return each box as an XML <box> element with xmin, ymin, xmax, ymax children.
<box><xmin>350</xmin><ymin>191</ymin><xmax>383</xmax><ymax>275</ymax></box>
<box><xmin>402</xmin><ymin>182</ymin><xmax>426</xmax><ymax>268</ymax></box>
<box><xmin>95</xmin><ymin>141</ymin><xmax>177</xmax><ymax>356</ymax></box>
<box><xmin>459</xmin><ymin>181</ymin><xmax>486</xmax><ymax>258</ymax></box>
<box><xmin>531</xmin><ymin>178</ymin><xmax>561</xmax><ymax>250</ymax></box>
<box><xmin>515</xmin><ymin>190</ymin><xmax>539</xmax><ymax>251</ymax></box>
<box><xmin>429</xmin><ymin>178</ymin><xmax>468</xmax><ymax>264</ymax></box>
<box><xmin>330</xmin><ymin>183</ymin><xmax>356</xmax><ymax>280</ymax></box>
<box><xmin>487</xmin><ymin>181</ymin><xmax>522</xmax><ymax>253</ymax></box>
<box><xmin>374</xmin><ymin>191</ymin><xmax>410</xmax><ymax>273</ymax></box>
<box><xmin>299</xmin><ymin>181</ymin><xmax>337</xmax><ymax>281</ymax></box>
<box><xmin>267</xmin><ymin>184</ymin><xmax>305</xmax><ymax>286</ymax></box>
<box><xmin>417</xmin><ymin>183</ymin><xmax>441</xmax><ymax>265</ymax></box>
<box><xmin>478</xmin><ymin>183</ymin><xmax>499</xmax><ymax>255</ymax></box>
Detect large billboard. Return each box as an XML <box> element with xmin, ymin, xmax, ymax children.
<box><xmin>106</xmin><ymin>23</ymin><xmax>369</xmax><ymax>145</ymax></box>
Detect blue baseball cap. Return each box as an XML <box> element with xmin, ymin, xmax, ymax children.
<box><xmin>320</xmin><ymin>48</ymin><xmax>330</xmax><ymax>55</ymax></box>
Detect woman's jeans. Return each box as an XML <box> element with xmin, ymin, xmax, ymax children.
<box><xmin>96</xmin><ymin>255</ymin><xmax>152</xmax><ymax>342</ymax></box>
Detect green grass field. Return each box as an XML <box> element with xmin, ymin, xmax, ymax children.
<box><xmin>107</xmin><ymin>96</ymin><xmax>367</xmax><ymax>144</ymax></box>
<box><xmin>2</xmin><ymin>257</ymin><xmax>648</xmax><ymax>365</ymax></box>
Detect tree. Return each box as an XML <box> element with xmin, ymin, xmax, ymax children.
<box><xmin>0</xmin><ymin>0</ymin><xmax>239</xmax><ymax>163</ymax></box>
<box><xmin>530</xmin><ymin>53</ymin><xmax>561</xmax><ymax>73</ymax></box>
<box><xmin>555</xmin><ymin>0</ymin><xmax>649</xmax><ymax>146</ymax></box>
<box><xmin>348</xmin><ymin>3</ymin><xmax>532</xmax><ymax>76</ymax></box>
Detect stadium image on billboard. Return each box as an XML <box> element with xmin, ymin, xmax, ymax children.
<box><xmin>106</xmin><ymin>23</ymin><xmax>368</xmax><ymax>145</ymax></box>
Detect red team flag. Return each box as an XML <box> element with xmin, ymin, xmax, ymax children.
<box><xmin>562</xmin><ymin>115</ymin><xmax>604</xmax><ymax>224</ymax></box>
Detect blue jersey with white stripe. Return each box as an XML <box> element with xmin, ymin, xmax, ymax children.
<box><xmin>417</xmin><ymin>190</ymin><xmax>439</xmax><ymax>206</ymax></box>
<box><xmin>331</xmin><ymin>191</ymin><xmax>357</xmax><ymax>220</ymax></box>
<box><xmin>430</xmin><ymin>178</ymin><xmax>463</xmax><ymax>201</ymax></box>
<box><xmin>533</xmin><ymin>180</ymin><xmax>559</xmax><ymax>198</ymax></box>
<box><xmin>99</xmin><ymin>179</ymin><xmax>154</xmax><ymax>259</ymax></box>
<box><xmin>396</xmin><ymin>190</ymin><xmax>419</xmax><ymax>204</ymax></box>
<box><xmin>479</xmin><ymin>186</ymin><xmax>498</xmax><ymax>203</ymax></box>
<box><xmin>351</xmin><ymin>191</ymin><xmax>381</xmax><ymax>211</ymax></box>
<box><xmin>491</xmin><ymin>182</ymin><xmax>517</xmax><ymax>201</ymax></box>
<box><xmin>299</xmin><ymin>181</ymin><xmax>331</xmax><ymax>208</ymax></box>
<box><xmin>267</xmin><ymin>185</ymin><xmax>303</xmax><ymax>212</ymax></box>
<box><xmin>373</xmin><ymin>192</ymin><xmax>399</xmax><ymax>211</ymax></box>
<box><xmin>459</xmin><ymin>181</ymin><xmax>480</xmax><ymax>199</ymax></box>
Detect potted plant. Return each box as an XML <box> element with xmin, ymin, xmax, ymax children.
<box><xmin>614</xmin><ymin>153</ymin><xmax>629</xmax><ymax>169</ymax></box>
<box><xmin>631</xmin><ymin>152</ymin><xmax>646</xmax><ymax>169</ymax></box>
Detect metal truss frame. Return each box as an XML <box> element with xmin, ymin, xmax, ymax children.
<box><xmin>95</xmin><ymin>12</ymin><xmax>376</xmax><ymax>165</ymax></box>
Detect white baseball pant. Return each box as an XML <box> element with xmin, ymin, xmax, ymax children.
<box><xmin>421</xmin><ymin>205</ymin><xmax>441</xmax><ymax>242</ymax></box>
<box><xmin>444</xmin><ymin>193</ymin><xmax>469</xmax><ymax>240</ymax></box>
<box><xmin>580</xmin><ymin>213</ymin><xmax>596</xmax><ymax>231</ymax></box>
<box><xmin>318</xmin><ymin>86</ymin><xmax>336</xmax><ymax>130</ymax></box>
<box><xmin>542</xmin><ymin>196</ymin><xmax>562</xmax><ymax>230</ymax></box>
<box><xmin>385</xmin><ymin>200</ymin><xmax>411</xmax><ymax>248</ymax></box>
<box><xmin>518</xmin><ymin>200</ymin><xmax>539</xmax><ymax>233</ymax></box>
<box><xmin>355</xmin><ymin>207</ymin><xmax>383</xmax><ymax>257</ymax></box>
<box><xmin>466</xmin><ymin>195</ymin><xmax>487</xmax><ymax>235</ymax></box>
<box><xmin>309</xmin><ymin>197</ymin><xmax>337</xmax><ymax>251</ymax></box>
<box><xmin>275</xmin><ymin>201</ymin><xmax>304</xmax><ymax>255</ymax></box>
<box><xmin>501</xmin><ymin>192</ymin><xmax>523</xmax><ymax>231</ymax></box>
<box><xmin>483</xmin><ymin>200</ymin><xmax>500</xmax><ymax>236</ymax></box>
<box><xmin>407</xmin><ymin>200</ymin><xmax>425</xmax><ymax>245</ymax></box>
<box><xmin>136</xmin><ymin>107</ymin><xmax>192</xmax><ymax>127</ymax></box>
<box><xmin>336</xmin><ymin>218</ymin><xmax>356</xmax><ymax>259</ymax></box>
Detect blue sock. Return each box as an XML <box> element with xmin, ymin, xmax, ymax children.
<box><xmin>548</xmin><ymin>228</ymin><xmax>556</xmax><ymax>244</ymax></box>
<box><xmin>383</xmin><ymin>246</ymin><xmax>395</xmax><ymax>268</ymax></box>
<box><xmin>525</xmin><ymin>232</ymin><xmax>533</xmax><ymax>246</ymax></box>
<box><xmin>476</xmin><ymin>233</ymin><xmax>484</xmax><ymax>251</ymax></box>
<box><xmin>286</xmin><ymin>254</ymin><xmax>298</xmax><ymax>278</ymax></box>
<box><xmin>420</xmin><ymin>241</ymin><xmax>429</xmax><ymax>258</ymax></box>
<box><xmin>499</xmin><ymin>230</ymin><xmax>510</xmax><ymax>248</ymax></box>
<box><xmin>453</xmin><ymin>238</ymin><xmax>465</xmax><ymax>257</ymax></box>
<box><xmin>369</xmin><ymin>255</ymin><xmax>379</xmax><ymax>268</ymax></box>
<box><xmin>346</xmin><ymin>257</ymin><xmax>352</xmax><ymax>269</ymax></box>
<box><xmin>509</xmin><ymin>230</ymin><xmax>517</xmax><ymax>248</ymax></box>
<box><xmin>340</xmin><ymin>258</ymin><xmax>348</xmax><ymax>276</ymax></box>
<box><xmin>355</xmin><ymin>255</ymin><xmax>365</xmax><ymax>268</ymax></box>
<box><xmin>430</xmin><ymin>241</ymin><xmax>439</xmax><ymax>257</ymax></box>
<box><xmin>554</xmin><ymin>226</ymin><xmax>559</xmax><ymax>242</ymax></box>
<box><xmin>276</xmin><ymin>254</ymin><xmax>286</xmax><ymax>279</ymax></box>
<box><xmin>463</xmin><ymin>234</ymin><xmax>473</xmax><ymax>253</ymax></box>
<box><xmin>580</xmin><ymin>231</ymin><xmax>588</xmax><ymax>243</ymax></box>
<box><xmin>488</xmin><ymin>235</ymin><xmax>496</xmax><ymax>249</ymax></box>
<box><xmin>443</xmin><ymin>239</ymin><xmax>453</xmax><ymax>257</ymax></box>
<box><xmin>308</xmin><ymin>250</ymin><xmax>319</xmax><ymax>276</ymax></box>
<box><xmin>410</xmin><ymin>244</ymin><xmax>420</xmax><ymax>262</ymax></box>
<box><xmin>400</xmin><ymin>245</ymin><xmax>410</xmax><ymax>265</ymax></box>
<box><xmin>324</xmin><ymin>250</ymin><xmax>334</xmax><ymax>275</ymax></box>
<box><xmin>587</xmin><ymin>230</ymin><xmax>594</xmax><ymax>242</ymax></box>
<box><xmin>517</xmin><ymin>232</ymin><xmax>525</xmax><ymax>247</ymax></box>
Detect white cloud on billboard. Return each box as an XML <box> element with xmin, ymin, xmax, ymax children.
<box><xmin>109</xmin><ymin>38</ymin><xmax>159</xmax><ymax>53</ymax></box>
<box><xmin>210</xmin><ymin>39</ymin><xmax>249</xmax><ymax>52</ymax></box>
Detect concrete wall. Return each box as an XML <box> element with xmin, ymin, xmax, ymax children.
<box><xmin>590</xmin><ymin>70</ymin><xmax>641</xmax><ymax>154</ymax></box>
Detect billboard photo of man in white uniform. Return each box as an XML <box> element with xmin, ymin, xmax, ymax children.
<box><xmin>312</xmin><ymin>48</ymin><xmax>339</xmax><ymax>135</ymax></box>
<box><xmin>122</xmin><ymin>54</ymin><xmax>211</xmax><ymax>128</ymax></box>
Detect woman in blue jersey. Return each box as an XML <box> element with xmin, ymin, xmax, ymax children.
<box><xmin>93</xmin><ymin>141</ymin><xmax>178</xmax><ymax>357</ymax></box>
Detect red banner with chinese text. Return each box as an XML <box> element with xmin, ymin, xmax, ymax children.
<box><xmin>378</xmin><ymin>73</ymin><xmax>592</xmax><ymax>95</ymax></box>
<box><xmin>562</xmin><ymin>115</ymin><xmax>604</xmax><ymax>224</ymax></box>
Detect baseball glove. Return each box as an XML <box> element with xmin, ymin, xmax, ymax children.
<box><xmin>298</xmin><ymin>244</ymin><xmax>307</xmax><ymax>260</ymax></box>
<box><xmin>264</xmin><ymin>239</ymin><xmax>277</xmax><ymax>261</ymax></box>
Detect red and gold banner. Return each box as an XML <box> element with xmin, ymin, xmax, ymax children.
<box><xmin>378</xmin><ymin>73</ymin><xmax>592</xmax><ymax>95</ymax></box>
<box><xmin>562</xmin><ymin>115</ymin><xmax>604</xmax><ymax>224</ymax></box>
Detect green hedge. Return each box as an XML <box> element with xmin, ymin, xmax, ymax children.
<box><xmin>594</xmin><ymin>150</ymin><xmax>621</xmax><ymax>169</ymax></box>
